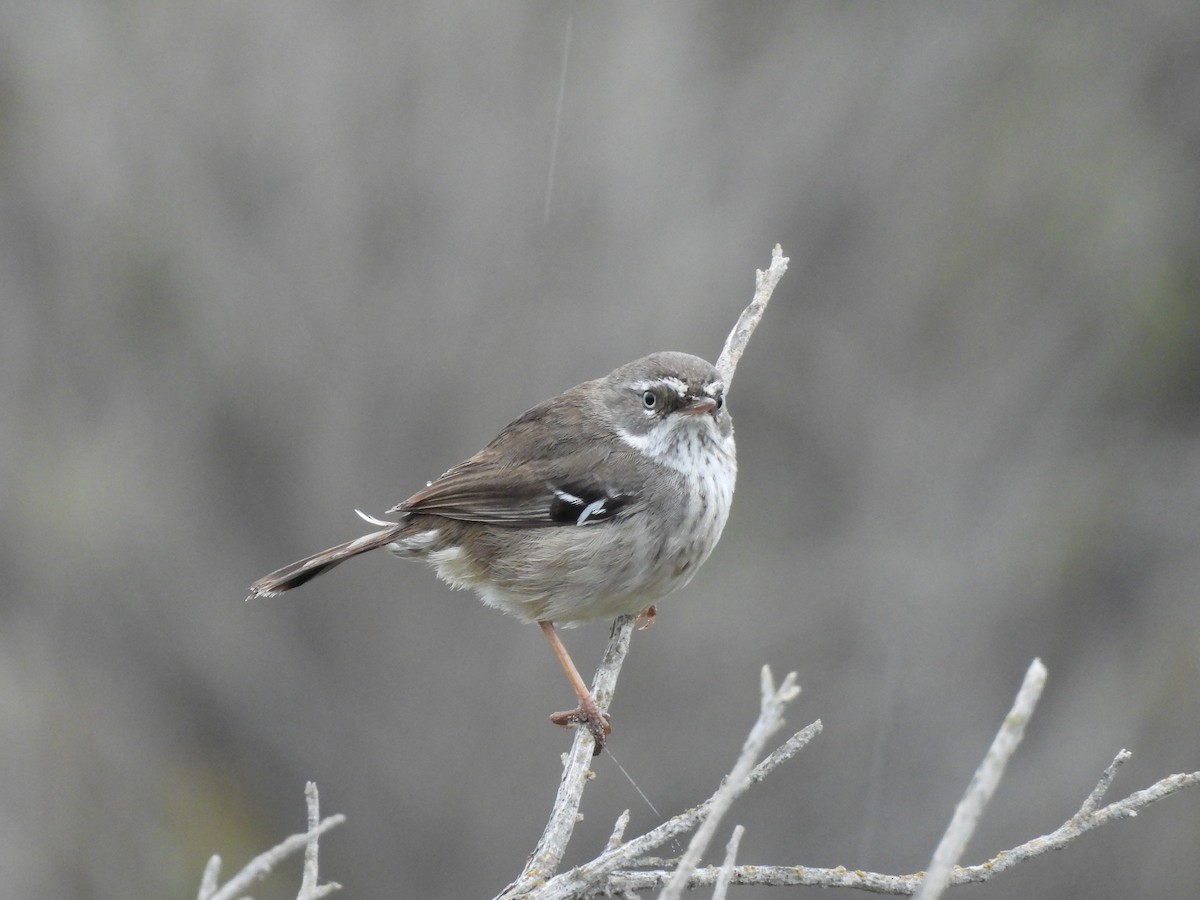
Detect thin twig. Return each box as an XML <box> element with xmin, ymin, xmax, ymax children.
<box><xmin>711</xmin><ymin>826</ymin><xmax>744</xmax><ymax>900</ymax></box>
<box><xmin>206</xmin><ymin>802</ymin><xmax>345</xmax><ymax>900</ymax></box>
<box><xmin>1078</xmin><ymin>749</ymin><xmax>1131</xmax><ymax>816</ymax></box>
<box><xmin>607</xmin><ymin>810</ymin><xmax>632</xmax><ymax>851</ymax></box>
<box><xmin>715</xmin><ymin>244</ymin><xmax>789</xmax><ymax>387</ymax></box>
<box><xmin>197</xmin><ymin>855</ymin><xmax>221</xmax><ymax>900</ymax></box>
<box><xmin>297</xmin><ymin>781</ymin><xmax>342</xmax><ymax>899</ymax></box>
<box><xmin>748</xmin><ymin>724</ymin><xmax>822</xmax><ymax>785</ymax></box>
<box><xmin>659</xmin><ymin>667</ymin><xmax>799</xmax><ymax>900</ymax></box>
<box><xmin>300</xmin><ymin>781</ymin><xmax>321</xmax><ymax>895</ymax></box>
<box><xmin>914</xmin><ymin>658</ymin><xmax>1046</xmax><ymax>900</ymax></box>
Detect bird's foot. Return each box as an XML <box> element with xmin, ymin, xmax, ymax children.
<box><xmin>549</xmin><ymin>699</ymin><xmax>612</xmax><ymax>755</ymax></box>
<box><xmin>634</xmin><ymin>604</ymin><xmax>657</xmax><ymax>630</ymax></box>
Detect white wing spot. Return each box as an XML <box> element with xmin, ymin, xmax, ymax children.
<box><xmin>554</xmin><ymin>488</ymin><xmax>585</xmax><ymax>506</ymax></box>
<box><xmin>577</xmin><ymin>498</ymin><xmax>607</xmax><ymax>525</ymax></box>
<box><xmin>355</xmin><ymin>508</ymin><xmax>399</xmax><ymax>527</ymax></box>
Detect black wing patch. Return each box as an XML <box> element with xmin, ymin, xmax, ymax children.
<box><xmin>549</xmin><ymin>483</ymin><xmax>629</xmax><ymax>526</ymax></box>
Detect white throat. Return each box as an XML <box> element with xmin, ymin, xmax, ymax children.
<box><xmin>616</xmin><ymin>418</ymin><xmax>735</xmax><ymax>475</ymax></box>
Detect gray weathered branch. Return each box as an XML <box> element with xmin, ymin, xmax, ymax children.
<box><xmin>916</xmin><ymin>659</ymin><xmax>1047</xmax><ymax>900</ymax></box>
<box><xmin>716</xmin><ymin>244</ymin><xmax>789</xmax><ymax>387</ymax></box>
<box><xmin>659</xmin><ymin>667</ymin><xmax>800</xmax><ymax>900</ymax></box>
<box><xmin>497</xmin><ymin>615</ymin><xmax>636</xmax><ymax>899</ymax></box>
<box><xmin>587</xmin><ymin>662</ymin><xmax>1199</xmax><ymax>897</ymax></box>
<box><xmin>197</xmin><ymin>782</ymin><xmax>344</xmax><ymax>900</ymax></box>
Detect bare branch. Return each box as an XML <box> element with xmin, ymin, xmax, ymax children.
<box><xmin>526</xmin><ymin>722</ymin><xmax>822</xmax><ymax>899</ymax></box>
<box><xmin>298</xmin><ymin>782</ymin><xmax>342</xmax><ymax>899</ymax></box>
<box><xmin>1078</xmin><ymin>749</ymin><xmax>1132</xmax><ymax>816</ymax></box>
<box><xmin>607</xmin><ymin>810</ymin><xmax>632</xmax><ymax>851</ymax></box>
<box><xmin>202</xmin><ymin>786</ymin><xmax>345</xmax><ymax>900</ymax></box>
<box><xmin>593</xmin><ymin>664</ymin><xmax>1200</xmax><ymax>897</ymax></box>
<box><xmin>601</xmin><ymin>758</ymin><xmax>1200</xmax><ymax>898</ymax></box>
<box><xmin>915</xmin><ymin>659</ymin><xmax>1046</xmax><ymax>900</ymax></box>
<box><xmin>603</xmin><ymin>863</ymin><xmax>920</xmax><ymax>895</ymax></box>
<box><xmin>197</xmin><ymin>855</ymin><xmax>221</xmax><ymax>900</ymax></box>
<box><xmin>715</xmin><ymin>244</ymin><xmax>789</xmax><ymax>387</ymax></box>
<box><xmin>957</xmin><ymin>765</ymin><xmax>1200</xmax><ymax>884</ymax></box>
<box><xmin>497</xmin><ymin>616</ymin><xmax>636</xmax><ymax>899</ymax></box>
<box><xmin>659</xmin><ymin>667</ymin><xmax>800</xmax><ymax>900</ymax></box>
<box><xmin>749</xmin><ymin>721</ymin><xmax>824</xmax><ymax>785</ymax></box>
<box><xmin>523</xmin><ymin>691</ymin><xmax>817</xmax><ymax>900</ymax></box>
<box><xmin>711</xmin><ymin>825</ymin><xmax>745</xmax><ymax>900</ymax></box>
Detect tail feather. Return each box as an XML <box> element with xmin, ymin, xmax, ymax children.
<box><xmin>247</xmin><ymin>526</ymin><xmax>402</xmax><ymax>600</ymax></box>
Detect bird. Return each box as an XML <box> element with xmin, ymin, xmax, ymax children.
<box><xmin>248</xmin><ymin>351</ymin><xmax>737</xmax><ymax>752</ymax></box>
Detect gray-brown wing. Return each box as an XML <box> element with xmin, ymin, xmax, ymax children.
<box><xmin>388</xmin><ymin>394</ymin><xmax>639</xmax><ymax>528</ymax></box>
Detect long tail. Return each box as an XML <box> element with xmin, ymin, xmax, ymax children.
<box><xmin>247</xmin><ymin>523</ymin><xmax>404</xmax><ymax>600</ymax></box>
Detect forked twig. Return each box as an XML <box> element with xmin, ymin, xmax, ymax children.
<box><xmin>198</xmin><ymin>784</ymin><xmax>344</xmax><ymax>900</ymax></box>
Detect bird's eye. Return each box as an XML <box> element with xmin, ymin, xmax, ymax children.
<box><xmin>642</xmin><ymin>390</ymin><xmax>657</xmax><ymax>409</ymax></box>
<box><xmin>715</xmin><ymin>394</ymin><xmax>724</xmax><ymax>410</ymax></box>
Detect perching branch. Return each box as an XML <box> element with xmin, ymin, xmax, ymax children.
<box><xmin>498</xmin><ymin>616</ymin><xmax>637</xmax><ymax>899</ymax></box>
<box><xmin>197</xmin><ymin>782</ymin><xmax>344</xmax><ymax>900</ymax></box>
<box><xmin>516</xmin><ymin>673</ymin><xmax>817</xmax><ymax>900</ymax></box>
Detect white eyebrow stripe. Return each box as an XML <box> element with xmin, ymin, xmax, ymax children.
<box><xmin>661</xmin><ymin>376</ymin><xmax>688</xmax><ymax>397</ymax></box>
<box><xmin>630</xmin><ymin>376</ymin><xmax>689</xmax><ymax>397</ymax></box>
<box><xmin>703</xmin><ymin>380</ymin><xmax>725</xmax><ymax>396</ymax></box>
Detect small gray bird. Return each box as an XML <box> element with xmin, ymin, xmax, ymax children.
<box><xmin>248</xmin><ymin>351</ymin><xmax>737</xmax><ymax>752</ymax></box>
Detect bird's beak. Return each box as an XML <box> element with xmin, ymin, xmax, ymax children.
<box><xmin>680</xmin><ymin>396</ymin><xmax>717</xmax><ymax>416</ymax></box>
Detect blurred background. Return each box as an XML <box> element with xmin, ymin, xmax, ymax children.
<box><xmin>1</xmin><ymin>2</ymin><xmax>1198</xmax><ymax>897</ymax></box>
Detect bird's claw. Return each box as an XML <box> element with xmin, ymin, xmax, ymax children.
<box><xmin>549</xmin><ymin>704</ymin><xmax>612</xmax><ymax>755</ymax></box>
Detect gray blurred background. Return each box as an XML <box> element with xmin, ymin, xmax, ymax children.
<box><xmin>1</xmin><ymin>2</ymin><xmax>1198</xmax><ymax>898</ymax></box>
